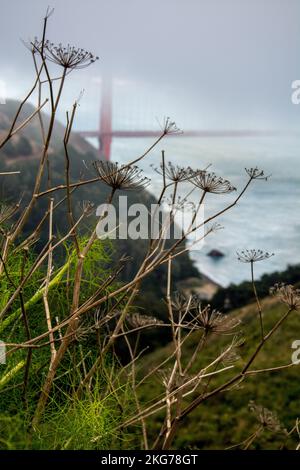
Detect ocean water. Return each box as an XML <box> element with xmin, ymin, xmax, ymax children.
<box><xmin>111</xmin><ymin>135</ymin><xmax>300</xmax><ymax>287</ymax></box>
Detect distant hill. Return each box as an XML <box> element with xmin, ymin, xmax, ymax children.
<box><xmin>0</xmin><ymin>99</ymin><xmax>97</xmax><ymax>159</ymax></box>
<box><xmin>212</xmin><ymin>264</ymin><xmax>300</xmax><ymax>311</ymax></box>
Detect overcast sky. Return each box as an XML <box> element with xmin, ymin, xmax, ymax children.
<box><xmin>1</xmin><ymin>0</ymin><xmax>300</xmax><ymax>131</ymax></box>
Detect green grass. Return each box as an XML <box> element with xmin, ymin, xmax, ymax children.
<box><xmin>0</xmin><ymin>386</ymin><xmax>135</xmax><ymax>450</ymax></box>
<box><xmin>32</xmin><ymin>387</ymin><xmax>134</xmax><ymax>450</ymax></box>
<box><xmin>0</xmin><ymin>351</ymin><xmax>136</xmax><ymax>450</ymax></box>
<box><xmin>0</xmin><ymin>237</ymin><xmax>135</xmax><ymax>450</ymax></box>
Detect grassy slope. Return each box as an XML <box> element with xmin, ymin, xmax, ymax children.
<box><xmin>138</xmin><ymin>296</ymin><xmax>300</xmax><ymax>449</ymax></box>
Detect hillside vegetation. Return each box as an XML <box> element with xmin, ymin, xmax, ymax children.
<box><xmin>137</xmin><ymin>295</ymin><xmax>300</xmax><ymax>449</ymax></box>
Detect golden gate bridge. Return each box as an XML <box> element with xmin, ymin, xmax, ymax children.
<box><xmin>77</xmin><ymin>76</ymin><xmax>278</xmax><ymax>161</ymax></box>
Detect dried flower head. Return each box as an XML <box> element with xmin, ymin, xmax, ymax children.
<box><xmin>245</xmin><ymin>167</ymin><xmax>269</xmax><ymax>180</ymax></box>
<box><xmin>93</xmin><ymin>161</ymin><xmax>150</xmax><ymax>191</ymax></box>
<box><xmin>171</xmin><ymin>292</ymin><xmax>198</xmax><ymax>313</ymax></box>
<box><xmin>221</xmin><ymin>335</ymin><xmax>245</xmax><ymax>366</ymax></box>
<box><xmin>159</xmin><ymin>117</ymin><xmax>182</xmax><ymax>136</ymax></box>
<box><xmin>248</xmin><ymin>401</ymin><xmax>287</xmax><ymax>434</ymax></box>
<box><xmin>45</xmin><ymin>41</ymin><xmax>99</xmax><ymax>69</ymax></box>
<box><xmin>205</xmin><ymin>222</ymin><xmax>224</xmax><ymax>235</ymax></box>
<box><xmin>152</xmin><ymin>162</ymin><xmax>194</xmax><ymax>183</ymax></box>
<box><xmin>0</xmin><ymin>203</ymin><xmax>19</xmax><ymax>225</ymax></box>
<box><xmin>25</xmin><ymin>37</ymin><xmax>44</xmax><ymax>55</ymax></box>
<box><xmin>163</xmin><ymin>195</ymin><xmax>195</xmax><ymax>213</ymax></box>
<box><xmin>157</xmin><ymin>368</ymin><xmax>185</xmax><ymax>391</ymax></box>
<box><xmin>79</xmin><ymin>200</ymin><xmax>94</xmax><ymax>216</ymax></box>
<box><xmin>237</xmin><ymin>249</ymin><xmax>274</xmax><ymax>263</ymax></box>
<box><xmin>192</xmin><ymin>172</ymin><xmax>236</xmax><ymax>194</ymax></box>
<box><xmin>30</xmin><ymin>38</ymin><xmax>99</xmax><ymax>69</ymax></box>
<box><xmin>270</xmin><ymin>283</ymin><xmax>300</xmax><ymax>310</ymax></box>
<box><xmin>189</xmin><ymin>304</ymin><xmax>240</xmax><ymax>335</ymax></box>
<box><xmin>221</xmin><ymin>348</ymin><xmax>241</xmax><ymax>366</ymax></box>
<box><xmin>127</xmin><ymin>313</ymin><xmax>164</xmax><ymax>329</ymax></box>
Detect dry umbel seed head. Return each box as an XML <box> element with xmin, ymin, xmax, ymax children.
<box><xmin>26</xmin><ymin>37</ymin><xmax>44</xmax><ymax>55</ymax></box>
<box><xmin>189</xmin><ymin>304</ymin><xmax>240</xmax><ymax>335</ymax></box>
<box><xmin>28</xmin><ymin>37</ymin><xmax>99</xmax><ymax>70</ymax></box>
<box><xmin>192</xmin><ymin>172</ymin><xmax>236</xmax><ymax>194</ymax></box>
<box><xmin>160</xmin><ymin>117</ymin><xmax>182</xmax><ymax>136</ymax></box>
<box><xmin>157</xmin><ymin>368</ymin><xmax>185</xmax><ymax>391</ymax></box>
<box><xmin>93</xmin><ymin>161</ymin><xmax>150</xmax><ymax>191</ymax></box>
<box><xmin>245</xmin><ymin>167</ymin><xmax>270</xmax><ymax>180</ymax></box>
<box><xmin>126</xmin><ymin>313</ymin><xmax>164</xmax><ymax>329</ymax></box>
<box><xmin>270</xmin><ymin>283</ymin><xmax>300</xmax><ymax>310</ymax></box>
<box><xmin>248</xmin><ymin>401</ymin><xmax>287</xmax><ymax>434</ymax></box>
<box><xmin>163</xmin><ymin>196</ymin><xmax>196</xmax><ymax>213</ymax></box>
<box><xmin>205</xmin><ymin>222</ymin><xmax>224</xmax><ymax>236</ymax></box>
<box><xmin>43</xmin><ymin>41</ymin><xmax>99</xmax><ymax>69</ymax></box>
<box><xmin>171</xmin><ymin>292</ymin><xmax>199</xmax><ymax>314</ymax></box>
<box><xmin>237</xmin><ymin>249</ymin><xmax>274</xmax><ymax>263</ymax></box>
<box><xmin>221</xmin><ymin>348</ymin><xmax>241</xmax><ymax>366</ymax></box>
<box><xmin>79</xmin><ymin>200</ymin><xmax>94</xmax><ymax>216</ymax></box>
<box><xmin>0</xmin><ymin>203</ymin><xmax>17</xmax><ymax>224</ymax></box>
<box><xmin>221</xmin><ymin>336</ymin><xmax>245</xmax><ymax>366</ymax></box>
<box><xmin>152</xmin><ymin>161</ymin><xmax>194</xmax><ymax>183</ymax></box>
